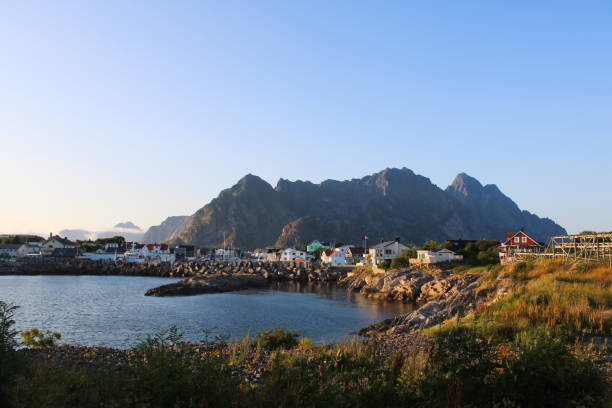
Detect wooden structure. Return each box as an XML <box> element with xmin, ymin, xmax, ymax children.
<box><xmin>549</xmin><ymin>233</ymin><xmax>612</xmax><ymax>264</ymax></box>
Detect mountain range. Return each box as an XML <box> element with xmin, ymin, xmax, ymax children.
<box><xmin>142</xmin><ymin>168</ymin><xmax>566</xmax><ymax>249</ymax></box>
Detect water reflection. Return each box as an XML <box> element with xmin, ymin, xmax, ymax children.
<box><xmin>265</xmin><ymin>281</ymin><xmax>415</xmax><ymax>315</ymax></box>
<box><xmin>0</xmin><ymin>276</ymin><xmax>411</xmax><ymax>348</ymax></box>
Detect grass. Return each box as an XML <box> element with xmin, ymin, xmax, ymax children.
<box><xmin>429</xmin><ymin>259</ymin><xmax>612</xmax><ymax>342</ymax></box>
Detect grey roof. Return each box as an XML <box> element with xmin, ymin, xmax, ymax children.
<box><xmin>49</xmin><ymin>248</ymin><xmax>78</xmax><ymax>257</ymax></box>
<box><xmin>347</xmin><ymin>247</ymin><xmax>366</xmax><ymax>255</ymax></box>
<box><xmin>370</xmin><ymin>240</ymin><xmax>406</xmax><ymax>249</ymax></box>
<box><xmin>431</xmin><ymin>248</ymin><xmax>455</xmax><ymax>254</ymax></box>
<box><xmin>50</xmin><ymin>236</ymin><xmax>76</xmax><ymax>246</ymax></box>
<box><xmin>0</xmin><ymin>244</ymin><xmax>21</xmax><ymax>250</ymax></box>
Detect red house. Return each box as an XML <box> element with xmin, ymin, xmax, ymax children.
<box><xmin>499</xmin><ymin>229</ymin><xmax>543</xmax><ymax>264</ymax></box>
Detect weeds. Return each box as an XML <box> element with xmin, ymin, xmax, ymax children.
<box><xmin>20</xmin><ymin>328</ymin><xmax>62</xmax><ymax>348</ymax></box>
<box><xmin>253</xmin><ymin>327</ymin><xmax>299</xmax><ymax>351</ymax></box>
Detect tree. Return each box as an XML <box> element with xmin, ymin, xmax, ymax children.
<box><xmin>95</xmin><ymin>236</ymin><xmax>126</xmax><ymax>245</ymax></box>
<box><xmin>422</xmin><ymin>240</ymin><xmax>440</xmax><ymax>250</ymax></box>
<box><xmin>313</xmin><ymin>247</ymin><xmax>326</xmax><ymax>260</ymax></box>
<box><xmin>441</xmin><ymin>241</ymin><xmax>455</xmax><ymax>250</ymax></box>
<box><xmin>0</xmin><ymin>301</ymin><xmax>21</xmax><ymax>405</ymax></box>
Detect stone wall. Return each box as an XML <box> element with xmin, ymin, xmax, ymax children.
<box><xmin>0</xmin><ymin>259</ymin><xmax>347</xmax><ymax>282</ymax></box>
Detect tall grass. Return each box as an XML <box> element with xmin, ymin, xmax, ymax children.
<box><xmin>432</xmin><ymin>259</ymin><xmax>612</xmax><ymax>342</ymax></box>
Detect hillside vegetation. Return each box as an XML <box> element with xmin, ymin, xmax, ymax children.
<box><xmin>429</xmin><ymin>258</ymin><xmax>611</xmax><ymax>342</ymax></box>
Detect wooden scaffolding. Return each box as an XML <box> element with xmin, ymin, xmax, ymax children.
<box><xmin>549</xmin><ymin>233</ymin><xmax>612</xmax><ymax>264</ymax></box>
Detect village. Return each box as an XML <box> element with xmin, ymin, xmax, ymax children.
<box><xmin>2</xmin><ymin>229</ymin><xmax>608</xmax><ymax>267</ymax></box>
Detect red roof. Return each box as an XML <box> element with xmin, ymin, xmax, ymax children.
<box><xmin>324</xmin><ymin>249</ymin><xmax>336</xmax><ymax>257</ymax></box>
<box><xmin>502</xmin><ymin>231</ymin><xmax>541</xmax><ymax>247</ymax></box>
<box><xmin>146</xmin><ymin>243</ymin><xmax>168</xmax><ymax>251</ymax></box>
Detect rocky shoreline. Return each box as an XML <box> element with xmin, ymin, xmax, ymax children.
<box><xmin>338</xmin><ymin>266</ymin><xmax>487</xmax><ymax>335</ymax></box>
<box><xmin>3</xmin><ymin>258</ymin><xmax>488</xmax><ymax>334</ymax></box>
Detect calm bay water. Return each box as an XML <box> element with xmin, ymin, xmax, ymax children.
<box><xmin>0</xmin><ymin>275</ymin><xmax>411</xmax><ymax>348</ymax></box>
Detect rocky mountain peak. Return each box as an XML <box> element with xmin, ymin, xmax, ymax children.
<box><xmin>446</xmin><ymin>173</ymin><xmax>484</xmax><ymax>199</ymax></box>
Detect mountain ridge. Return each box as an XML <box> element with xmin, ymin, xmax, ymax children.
<box><xmin>161</xmin><ymin>168</ymin><xmax>566</xmax><ymax>249</ymax></box>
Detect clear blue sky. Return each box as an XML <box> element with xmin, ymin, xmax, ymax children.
<box><xmin>1</xmin><ymin>1</ymin><xmax>610</xmax><ymax>235</ymax></box>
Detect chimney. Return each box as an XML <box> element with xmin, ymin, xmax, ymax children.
<box><xmin>380</xmin><ymin>238</ymin><xmax>384</xmax><ymax>244</ymax></box>
<box><xmin>520</xmin><ymin>227</ymin><xmax>524</xmax><ymax>232</ymax></box>
<box><xmin>395</xmin><ymin>237</ymin><xmax>401</xmax><ymax>243</ymax></box>
<box><xmin>49</xmin><ymin>232</ymin><xmax>52</xmax><ymax>240</ymax></box>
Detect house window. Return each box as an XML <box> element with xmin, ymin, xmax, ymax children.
<box><xmin>521</xmin><ymin>237</ymin><xmax>527</xmax><ymax>243</ymax></box>
<box><xmin>385</xmin><ymin>249</ymin><xmax>392</xmax><ymax>255</ymax></box>
<box><xmin>514</xmin><ymin>237</ymin><xmax>519</xmax><ymax>243</ymax></box>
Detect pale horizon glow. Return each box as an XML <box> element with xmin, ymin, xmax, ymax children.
<box><xmin>1</xmin><ymin>1</ymin><xmax>611</xmax><ymax>236</ymax></box>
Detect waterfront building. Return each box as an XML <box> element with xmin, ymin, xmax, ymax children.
<box><xmin>345</xmin><ymin>247</ymin><xmax>366</xmax><ymax>264</ymax></box>
<box><xmin>0</xmin><ymin>244</ymin><xmax>21</xmax><ymax>258</ymax></box>
<box><xmin>42</xmin><ymin>235</ymin><xmax>77</xmax><ymax>256</ymax></box>
<box><xmin>499</xmin><ymin>229</ymin><xmax>543</xmax><ymax>264</ymax></box>
<box><xmin>368</xmin><ymin>238</ymin><xmax>409</xmax><ymax>265</ymax></box>
<box><xmin>415</xmin><ymin>248</ymin><xmax>463</xmax><ymax>264</ymax></box>
<box><xmin>279</xmin><ymin>248</ymin><xmax>313</xmax><ymax>262</ymax></box>
<box><xmin>306</xmin><ymin>240</ymin><xmax>330</xmax><ymax>253</ymax></box>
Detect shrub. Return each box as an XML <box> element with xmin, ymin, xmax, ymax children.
<box><xmin>253</xmin><ymin>327</ymin><xmax>299</xmax><ymax>351</ymax></box>
<box><xmin>296</xmin><ymin>337</ymin><xmax>314</xmax><ymax>350</ymax></box>
<box><xmin>390</xmin><ymin>256</ymin><xmax>410</xmax><ymax>269</ymax></box>
<box><xmin>497</xmin><ymin>335</ymin><xmax>608</xmax><ymax>407</ymax></box>
<box><xmin>1</xmin><ymin>301</ymin><xmax>22</xmax><ymax>406</ymax></box>
<box><xmin>128</xmin><ymin>325</ymin><xmax>237</xmax><ymax>408</ymax></box>
<box><xmin>511</xmin><ymin>261</ymin><xmax>532</xmax><ymax>282</ymax></box>
<box><xmin>20</xmin><ymin>328</ymin><xmax>61</xmax><ymax>348</ymax></box>
<box><xmin>0</xmin><ymin>301</ymin><xmax>19</xmax><ymax>354</ymax></box>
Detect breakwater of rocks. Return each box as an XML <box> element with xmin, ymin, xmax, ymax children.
<box><xmin>0</xmin><ymin>258</ymin><xmax>350</xmax><ymax>282</ymax></box>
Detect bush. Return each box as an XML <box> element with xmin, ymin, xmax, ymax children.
<box><xmin>128</xmin><ymin>325</ymin><xmax>237</xmax><ymax>408</ymax></box>
<box><xmin>297</xmin><ymin>337</ymin><xmax>314</xmax><ymax>350</ymax></box>
<box><xmin>1</xmin><ymin>301</ymin><xmax>22</xmax><ymax>406</ymax></box>
<box><xmin>390</xmin><ymin>256</ymin><xmax>410</xmax><ymax>269</ymax></box>
<box><xmin>511</xmin><ymin>261</ymin><xmax>532</xmax><ymax>282</ymax></box>
<box><xmin>497</xmin><ymin>334</ymin><xmax>608</xmax><ymax>407</ymax></box>
<box><xmin>12</xmin><ymin>326</ymin><xmax>239</xmax><ymax>408</ymax></box>
<box><xmin>20</xmin><ymin>328</ymin><xmax>61</xmax><ymax>348</ymax></box>
<box><xmin>253</xmin><ymin>327</ymin><xmax>299</xmax><ymax>351</ymax></box>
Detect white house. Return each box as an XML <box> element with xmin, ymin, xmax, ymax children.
<box><xmin>17</xmin><ymin>242</ymin><xmax>42</xmax><ymax>257</ymax></box>
<box><xmin>320</xmin><ymin>245</ymin><xmax>353</xmax><ymax>265</ymax></box>
<box><xmin>345</xmin><ymin>247</ymin><xmax>367</xmax><ymax>265</ymax></box>
<box><xmin>279</xmin><ymin>248</ymin><xmax>313</xmax><ymax>262</ymax></box>
<box><xmin>214</xmin><ymin>248</ymin><xmax>239</xmax><ymax>261</ymax></box>
<box><xmin>140</xmin><ymin>243</ymin><xmax>175</xmax><ymax>262</ymax></box>
<box><xmin>42</xmin><ymin>235</ymin><xmax>77</xmax><ymax>256</ymax></box>
<box><xmin>0</xmin><ymin>244</ymin><xmax>21</xmax><ymax>258</ymax></box>
<box><xmin>368</xmin><ymin>238</ymin><xmax>410</xmax><ymax>265</ymax></box>
<box><xmin>416</xmin><ymin>248</ymin><xmax>463</xmax><ymax>264</ymax></box>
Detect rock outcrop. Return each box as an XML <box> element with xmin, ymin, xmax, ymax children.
<box><xmin>141</xmin><ymin>216</ymin><xmax>191</xmax><ymax>244</ymax></box>
<box><xmin>339</xmin><ymin>267</ymin><xmax>487</xmax><ymax>336</ymax></box>
<box><xmin>144</xmin><ymin>274</ymin><xmax>268</xmax><ymax>296</ymax></box>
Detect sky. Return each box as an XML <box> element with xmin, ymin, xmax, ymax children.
<box><xmin>1</xmin><ymin>1</ymin><xmax>610</xmax><ymax>235</ymax></box>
